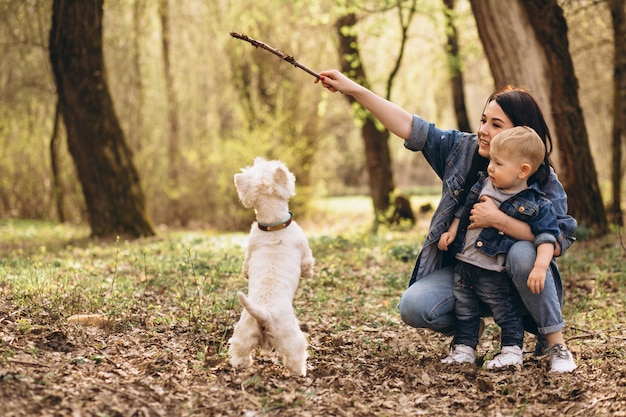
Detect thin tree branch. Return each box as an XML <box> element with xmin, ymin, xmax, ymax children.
<box><xmin>386</xmin><ymin>0</ymin><xmax>417</xmax><ymax>100</ymax></box>
<box><xmin>230</xmin><ymin>32</ymin><xmax>320</xmax><ymax>79</ymax></box>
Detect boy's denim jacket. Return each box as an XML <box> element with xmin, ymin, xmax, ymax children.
<box><xmin>404</xmin><ymin>115</ymin><xmax>577</xmax><ymax>291</ymax></box>
<box><xmin>452</xmin><ymin>172</ymin><xmax>559</xmax><ymax>258</ymax></box>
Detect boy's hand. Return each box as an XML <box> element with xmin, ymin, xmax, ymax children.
<box><xmin>527</xmin><ymin>267</ymin><xmax>546</xmax><ymax>294</ymax></box>
<box><xmin>438</xmin><ymin>232</ymin><xmax>454</xmax><ymax>251</ymax></box>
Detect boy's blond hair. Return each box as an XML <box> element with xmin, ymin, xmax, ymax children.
<box><xmin>490</xmin><ymin>126</ymin><xmax>546</xmax><ymax>173</ymax></box>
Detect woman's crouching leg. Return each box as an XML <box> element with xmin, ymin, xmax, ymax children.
<box><xmin>398</xmin><ymin>265</ymin><xmax>457</xmax><ymax>336</ymax></box>
<box><xmin>507</xmin><ymin>241</ymin><xmax>565</xmax><ymax>354</ymax></box>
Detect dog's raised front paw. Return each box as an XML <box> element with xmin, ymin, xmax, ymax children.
<box><xmin>301</xmin><ymin>263</ymin><xmax>314</xmax><ymax>278</ymax></box>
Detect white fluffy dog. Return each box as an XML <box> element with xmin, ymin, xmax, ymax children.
<box><xmin>228</xmin><ymin>157</ymin><xmax>314</xmax><ymax>376</ymax></box>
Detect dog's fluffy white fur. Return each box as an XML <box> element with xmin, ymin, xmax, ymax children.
<box><xmin>228</xmin><ymin>157</ymin><xmax>314</xmax><ymax>376</ymax></box>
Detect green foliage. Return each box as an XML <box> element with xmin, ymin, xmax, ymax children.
<box><xmin>0</xmin><ymin>0</ymin><xmax>616</xmax><ymax>233</ymax></box>
<box><xmin>0</xmin><ymin>0</ymin><xmax>466</xmax><ymax>229</ymax></box>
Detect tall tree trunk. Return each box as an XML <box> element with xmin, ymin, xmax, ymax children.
<box><xmin>49</xmin><ymin>0</ymin><xmax>154</xmax><ymax>238</ymax></box>
<box><xmin>470</xmin><ymin>0</ymin><xmax>609</xmax><ymax>236</ymax></box>
<box><xmin>335</xmin><ymin>13</ymin><xmax>394</xmax><ymax>221</ymax></box>
<box><xmin>443</xmin><ymin>0</ymin><xmax>471</xmax><ymax>132</ymax></box>
<box><xmin>131</xmin><ymin>0</ymin><xmax>146</xmax><ymax>152</ymax></box>
<box><xmin>159</xmin><ymin>0</ymin><xmax>183</xmax><ymax>225</ymax></box>
<box><xmin>610</xmin><ymin>0</ymin><xmax>625</xmax><ymax>225</ymax></box>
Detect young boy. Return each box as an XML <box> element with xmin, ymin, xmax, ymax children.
<box><xmin>438</xmin><ymin>126</ymin><xmax>575</xmax><ymax>371</ymax></box>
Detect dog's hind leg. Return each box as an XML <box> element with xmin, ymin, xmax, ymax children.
<box><xmin>228</xmin><ymin>313</ymin><xmax>261</xmax><ymax>369</ymax></box>
<box><xmin>275</xmin><ymin>325</ymin><xmax>308</xmax><ymax>376</ymax></box>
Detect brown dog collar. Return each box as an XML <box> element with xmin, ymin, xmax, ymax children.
<box><xmin>257</xmin><ymin>211</ymin><xmax>293</xmax><ymax>232</ymax></box>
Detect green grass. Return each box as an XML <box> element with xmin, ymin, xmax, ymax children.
<box><xmin>1</xmin><ymin>198</ymin><xmax>624</xmax><ymax>341</ymax></box>
<box><xmin>0</xmin><ymin>219</ymin><xmax>89</xmax><ymax>257</ymax></box>
<box><xmin>558</xmin><ymin>226</ymin><xmax>626</xmax><ymax>335</ymax></box>
<box><xmin>0</xmin><ymin>209</ymin><xmax>426</xmax><ymax>340</ymax></box>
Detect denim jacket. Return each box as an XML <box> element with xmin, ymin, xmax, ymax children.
<box><xmin>405</xmin><ymin>115</ymin><xmax>577</xmax><ymax>289</ymax></box>
<box><xmin>453</xmin><ymin>172</ymin><xmax>559</xmax><ymax>258</ymax></box>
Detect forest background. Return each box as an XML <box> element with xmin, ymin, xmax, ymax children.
<box><xmin>0</xmin><ymin>0</ymin><xmax>621</xmax><ymax>233</ymax></box>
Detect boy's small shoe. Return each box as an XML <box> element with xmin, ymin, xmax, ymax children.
<box><xmin>448</xmin><ymin>318</ymin><xmax>484</xmax><ymax>355</ymax></box>
<box><xmin>547</xmin><ymin>343</ymin><xmax>577</xmax><ymax>373</ymax></box>
<box><xmin>486</xmin><ymin>345</ymin><xmax>523</xmax><ymax>369</ymax></box>
<box><xmin>442</xmin><ymin>344</ymin><xmax>476</xmax><ymax>364</ymax></box>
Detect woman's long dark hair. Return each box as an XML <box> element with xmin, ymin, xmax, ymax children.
<box><xmin>487</xmin><ymin>85</ymin><xmax>554</xmax><ymax>186</ymax></box>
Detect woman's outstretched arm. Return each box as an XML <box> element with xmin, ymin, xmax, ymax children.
<box><xmin>316</xmin><ymin>69</ymin><xmax>414</xmax><ymax>140</ymax></box>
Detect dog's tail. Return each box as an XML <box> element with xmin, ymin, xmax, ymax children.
<box><xmin>237</xmin><ymin>291</ymin><xmax>271</xmax><ymax>328</ymax></box>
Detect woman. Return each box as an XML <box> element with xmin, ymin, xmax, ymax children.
<box><xmin>315</xmin><ymin>70</ymin><xmax>577</xmax><ymax>372</ymax></box>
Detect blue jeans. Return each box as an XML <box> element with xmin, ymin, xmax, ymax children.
<box><xmin>453</xmin><ymin>263</ymin><xmax>523</xmax><ymax>349</ymax></box>
<box><xmin>398</xmin><ymin>241</ymin><xmax>565</xmax><ymax>337</ymax></box>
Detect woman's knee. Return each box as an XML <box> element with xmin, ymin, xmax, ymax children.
<box><xmin>398</xmin><ymin>267</ymin><xmax>456</xmax><ymax>332</ymax></box>
<box><xmin>506</xmin><ymin>241</ymin><xmax>536</xmax><ymax>283</ymax></box>
<box><xmin>398</xmin><ymin>288</ymin><xmax>429</xmax><ymax>328</ymax></box>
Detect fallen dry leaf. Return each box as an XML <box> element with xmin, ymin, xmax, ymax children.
<box><xmin>67</xmin><ymin>314</ymin><xmax>111</xmax><ymax>328</ymax></box>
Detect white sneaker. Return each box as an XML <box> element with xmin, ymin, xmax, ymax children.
<box><xmin>447</xmin><ymin>318</ymin><xmax>485</xmax><ymax>355</ymax></box>
<box><xmin>486</xmin><ymin>345</ymin><xmax>523</xmax><ymax>369</ymax></box>
<box><xmin>547</xmin><ymin>344</ymin><xmax>577</xmax><ymax>373</ymax></box>
<box><xmin>441</xmin><ymin>344</ymin><xmax>476</xmax><ymax>364</ymax></box>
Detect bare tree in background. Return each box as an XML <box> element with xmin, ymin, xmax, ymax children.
<box><xmin>470</xmin><ymin>0</ymin><xmax>609</xmax><ymax>236</ymax></box>
<box><xmin>49</xmin><ymin>0</ymin><xmax>155</xmax><ymax>237</ymax></box>
<box><xmin>443</xmin><ymin>0</ymin><xmax>471</xmax><ymax>132</ymax></box>
<box><xmin>336</xmin><ymin>12</ymin><xmax>393</xmax><ymax>222</ymax></box>
<box><xmin>610</xmin><ymin>0</ymin><xmax>625</xmax><ymax>225</ymax></box>
<box><xmin>335</xmin><ymin>1</ymin><xmax>417</xmax><ymax>227</ymax></box>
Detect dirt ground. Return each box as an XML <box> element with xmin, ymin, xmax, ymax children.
<box><xmin>1</xmin><ymin>298</ymin><xmax>625</xmax><ymax>417</ymax></box>
<box><xmin>1</xmin><ymin>225</ymin><xmax>625</xmax><ymax>416</ymax></box>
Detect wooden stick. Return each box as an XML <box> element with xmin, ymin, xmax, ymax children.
<box><xmin>230</xmin><ymin>32</ymin><xmax>320</xmax><ymax>79</ymax></box>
